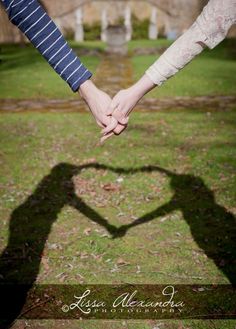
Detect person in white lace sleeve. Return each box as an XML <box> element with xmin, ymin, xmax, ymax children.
<box><xmin>101</xmin><ymin>0</ymin><xmax>236</xmax><ymax>142</ymax></box>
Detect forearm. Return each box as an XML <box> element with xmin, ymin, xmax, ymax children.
<box><xmin>146</xmin><ymin>0</ymin><xmax>236</xmax><ymax>86</ymax></box>
<box><xmin>1</xmin><ymin>0</ymin><xmax>92</xmax><ymax>92</ymax></box>
<box><xmin>145</xmin><ymin>21</ymin><xmax>205</xmax><ymax>86</ymax></box>
<box><xmin>127</xmin><ymin>74</ymin><xmax>156</xmax><ymax>99</ymax></box>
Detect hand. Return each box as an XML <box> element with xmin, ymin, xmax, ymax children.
<box><xmin>79</xmin><ymin>80</ymin><xmax>126</xmax><ymax>142</ymax></box>
<box><xmin>112</xmin><ymin>225</ymin><xmax>128</xmax><ymax>239</ymax></box>
<box><xmin>101</xmin><ymin>74</ymin><xmax>156</xmax><ymax>142</ymax></box>
<box><xmin>79</xmin><ymin>79</ymin><xmax>112</xmax><ymax>129</ymax></box>
<box><xmin>101</xmin><ymin>88</ymin><xmax>136</xmax><ymax>139</ymax></box>
<box><xmin>100</xmin><ymin>87</ymin><xmax>139</xmax><ymax>143</ymax></box>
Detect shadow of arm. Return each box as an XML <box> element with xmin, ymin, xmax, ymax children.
<box><xmin>68</xmin><ymin>193</ymin><xmax>118</xmax><ymax>236</ymax></box>
<box><xmin>131</xmin><ymin>201</ymin><xmax>176</xmax><ymax>227</ymax></box>
<box><xmin>112</xmin><ymin>201</ymin><xmax>177</xmax><ymax>239</ymax></box>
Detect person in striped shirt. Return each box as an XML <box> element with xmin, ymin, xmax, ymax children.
<box><xmin>1</xmin><ymin>0</ymin><xmax>126</xmax><ymax>132</ymax></box>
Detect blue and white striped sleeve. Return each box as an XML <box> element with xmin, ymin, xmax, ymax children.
<box><xmin>1</xmin><ymin>0</ymin><xmax>92</xmax><ymax>92</ymax></box>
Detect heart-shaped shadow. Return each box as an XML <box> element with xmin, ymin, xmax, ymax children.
<box><xmin>0</xmin><ymin>162</ymin><xmax>235</xmax><ymax>327</ymax></box>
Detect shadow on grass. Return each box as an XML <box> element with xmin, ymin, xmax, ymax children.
<box><xmin>0</xmin><ymin>162</ymin><xmax>235</xmax><ymax>327</ymax></box>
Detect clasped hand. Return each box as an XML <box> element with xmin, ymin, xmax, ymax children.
<box><xmin>79</xmin><ymin>75</ymin><xmax>155</xmax><ymax>143</ymax></box>
<box><xmin>100</xmin><ymin>88</ymin><xmax>138</xmax><ymax>143</ymax></box>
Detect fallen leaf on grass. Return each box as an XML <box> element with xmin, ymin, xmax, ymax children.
<box><xmin>83</xmin><ymin>227</ymin><xmax>92</xmax><ymax>236</ymax></box>
<box><xmin>81</xmin><ymin>158</ymin><xmax>97</xmax><ymax>165</ymax></box>
<box><xmin>160</xmin><ymin>215</ymin><xmax>169</xmax><ymax>222</ymax></box>
<box><xmin>116</xmin><ymin>177</ymin><xmax>124</xmax><ymax>183</ymax></box>
<box><xmin>148</xmin><ymin>250</ymin><xmax>160</xmax><ymax>255</ymax></box>
<box><xmin>80</xmin><ymin>252</ymin><xmax>89</xmax><ymax>259</ymax></box>
<box><xmin>116</xmin><ymin>257</ymin><xmax>130</xmax><ymax>266</ymax></box>
<box><xmin>101</xmin><ymin>183</ymin><xmax>120</xmax><ymax>192</ymax></box>
<box><xmin>100</xmin><ymin>233</ymin><xmax>110</xmax><ymax>238</ymax></box>
<box><xmin>91</xmin><ymin>253</ymin><xmax>105</xmax><ymax>261</ymax></box>
<box><xmin>59</xmin><ymin>274</ymin><xmax>68</xmax><ymax>283</ymax></box>
<box><xmin>47</xmin><ymin>243</ymin><xmax>62</xmax><ymax>250</ymax></box>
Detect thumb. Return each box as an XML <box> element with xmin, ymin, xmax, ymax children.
<box><xmin>102</xmin><ymin>116</ymin><xmax>118</xmax><ymax>135</ymax></box>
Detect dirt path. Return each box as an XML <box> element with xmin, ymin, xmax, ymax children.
<box><xmin>0</xmin><ymin>95</ymin><xmax>235</xmax><ymax>113</ymax></box>
<box><xmin>94</xmin><ymin>54</ymin><xmax>134</xmax><ymax>96</ymax></box>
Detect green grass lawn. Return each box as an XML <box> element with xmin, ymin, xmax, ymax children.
<box><xmin>0</xmin><ymin>109</ymin><xmax>235</xmax><ymax>284</ymax></box>
<box><xmin>1</xmin><ymin>39</ymin><xmax>236</xmax><ymax>99</ymax></box>
<box><xmin>0</xmin><ymin>109</ymin><xmax>235</xmax><ymax>328</ymax></box>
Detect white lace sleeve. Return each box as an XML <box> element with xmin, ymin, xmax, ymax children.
<box><xmin>146</xmin><ymin>0</ymin><xmax>236</xmax><ymax>86</ymax></box>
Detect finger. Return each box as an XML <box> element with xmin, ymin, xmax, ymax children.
<box><xmin>100</xmin><ymin>114</ymin><xmax>114</xmax><ymax>127</ymax></box>
<box><xmin>101</xmin><ymin>116</ymin><xmax>118</xmax><ymax>135</ymax></box>
<box><xmin>100</xmin><ymin>132</ymin><xmax>114</xmax><ymax>144</ymax></box>
<box><xmin>117</xmin><ymin>116</ymin><xmax>129</xmax><ymax>125</ymax></box>
<box><xmin>112</xmin><ymin>110</ymin><xmax>129</xmax><ymax>125</ymax></box>
<box><xmin>113</xmin><ymin>123</ymin><xmax>127</xmax><ymax>135</ymax></box>
<box><xmin>106</xmin><ymin>99</ymin><xmax>118</xmax><ymax>116</ymax></box>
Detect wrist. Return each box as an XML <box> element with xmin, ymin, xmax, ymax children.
<box><xmin>132</xmin><ymin>74</ymin><xmax>156</xmax><ymax>98</ymax></box>
<box><xmin>79</xmin><ymin>79</ymin><xmax>97</xmax><ymax>101</ymax></box>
